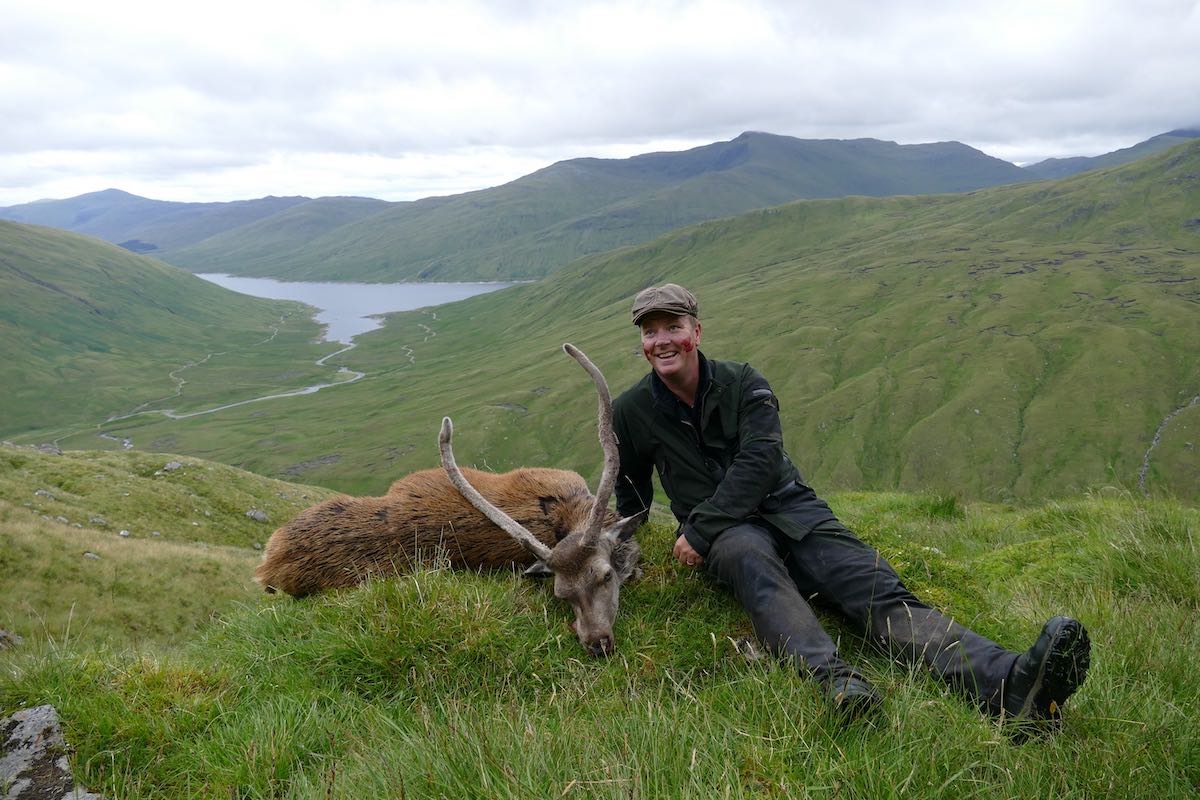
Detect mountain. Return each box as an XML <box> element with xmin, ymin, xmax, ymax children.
<box><xmin>1</xmin><ymin>133</ymin><xmax>1028</xmax><ymax>282</ymax></box>
<box><xmin>0</xmin><ymin>221</ymin><xmax>339</xmax><ymax>437</ymax></box>
<box><xmin>35</xmin><ymin>140</ymin><xmax>1198</xmax><ymax>503</ymax></box>
<box><xmin>1022</xmin><ymin>128</ymin><xmax>1200</xmax><ymax>180</ymax></box>
<box><xmin>144</xmin><ymin>195</ymin><xmax>394</xmax><ymax>269</ymax></box>
<box><xmin>0</xmin><ymin>188</ymin><xmax>315</xmax><ymax>252</ymax></box>
<box><xmin>162</xmin><ymin>132</ymin><xmax>1029</xmax><ymax>281</ymax></box>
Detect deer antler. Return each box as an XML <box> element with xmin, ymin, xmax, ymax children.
<box><xmin>439</xmin><ymin>417</ymin><xmax>553</xmax><ymax>562</ymax></box>
<box><xmin>562</xmin><ymin>343</ymin><xmax>619</xmax><ymax>542</ymax></box>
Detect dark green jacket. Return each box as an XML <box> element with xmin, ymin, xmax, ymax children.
<box><xmin>613</xmin><ymin>352</ymin><xmax>836</xmax><ymax>556</ymax></box>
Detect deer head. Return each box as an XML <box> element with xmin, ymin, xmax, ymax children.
<box><xmin>439</xmin><ymin>343</ymin><xmax>645</xmax><ymax>657</ymax></box>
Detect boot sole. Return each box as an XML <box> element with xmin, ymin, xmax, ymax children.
<box><xmin>1017</xmin><ymin>617</ymin><xmax>1091</xmax><ymax>722</ymax></box>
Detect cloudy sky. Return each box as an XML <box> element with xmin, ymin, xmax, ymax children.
<box><xmin>2</xmin><ymin>0</ymin><xmax>1197</xmax><ymax>206</ymax></box>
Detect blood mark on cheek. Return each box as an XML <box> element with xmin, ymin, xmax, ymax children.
<box><xmin>642</xmin><ymin>329</ymin><xmax>696</xmax><ymax>359</ymax></box>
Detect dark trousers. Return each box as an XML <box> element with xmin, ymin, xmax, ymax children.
<box><xmin>704</xmin><ymin>520</ymin><xmax>1018</xmax><ymax>713</ymax></box>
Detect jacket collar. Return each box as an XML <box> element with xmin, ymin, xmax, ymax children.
<box><xmin>650</xmin><ymin>350</ymin><xmax>712</xmax><ymax>415</ymax></box>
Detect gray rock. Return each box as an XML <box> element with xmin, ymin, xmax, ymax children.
<box><xmin>245</xmin><ymin>509</ymin><xmax>269</xmax><ymax>523</ymax></box>
<box><xmin>35</xmin><ymin>443</ymin><xmax>62</xmax><ymax>455</ymax></box>
<box><xmin>0</xmin><ymin>630</ymin><xmax>22</xmax><ymax>650</ymax></box>
<box><xmin>33</xmin><ymin>489</ymin><xmax>55</xmax><ymax>500</ymax></box>
<box><xmin>162</xmin><ymin>461</ymin><xmax>184</xmax><ymax>472</ymax></box>
<box><xmin>55</xmin><ymin>517</ymin><xmax>69</xmax><ymax>525</ymax></box>
<box><xmin>82</xmin><ymin>552</ymin><xmax>100</xmax><ymax>561</ymax></box>
<box><xmin>0</xmin><ymin>705</ymin><xmax>105</xmax><ymax>799</ymax></box>
<box><xmin>117</xmin><ymin>531</ymin><xmax>130</xmax><ymax>538</ymax></box>
<box><xmin>87</xmin><ymin>516</ymin><xmax>107</xmax><ymax>528</ymax></box>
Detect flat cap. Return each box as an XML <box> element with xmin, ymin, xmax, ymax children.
<box><xmin>630</xmin><ymin>283</ymin><xmax>699</xmax><ymax>325</ymax></box>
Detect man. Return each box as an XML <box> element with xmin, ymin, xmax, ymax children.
<box><xmin>612</xmin><ymin>283</ymin><xmax>1091</xmax><ymax>728</ymax></box>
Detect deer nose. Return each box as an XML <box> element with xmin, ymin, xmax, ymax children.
<box><xmin>587</xmin><ymin>634</ymin><xmax>615</xmax><ymax>658</ymax></box>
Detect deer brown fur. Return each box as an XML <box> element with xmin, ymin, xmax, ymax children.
<box><xmin>255</xmin><ymin>466</ymin><xmax>619</xmax><ymax>597</ymax></box>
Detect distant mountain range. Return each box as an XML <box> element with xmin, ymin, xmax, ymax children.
<box><xmin>4</xmin><ymin>129</ymin><xmax>1195</xmax><ymax>283</ymax></box>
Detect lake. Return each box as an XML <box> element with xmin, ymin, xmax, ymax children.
<box><xmin>196</xmin><ymin>274</ymin><xmax>515</xmax><ymax>343</ymax></box>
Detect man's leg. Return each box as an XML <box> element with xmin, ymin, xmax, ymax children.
<box><xmin>784</xmin><ymin>521</ymin><xmax>1018</xmax><ymax>713</ymax></box>
<box><xmin>704</xmin><ymin>521</ymin><xmax>880</xmax><ymax>715</ymax></box>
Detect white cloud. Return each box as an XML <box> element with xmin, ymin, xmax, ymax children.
<box><xmin>1</xmin><ymin>0</ymin><xmax>1197</xmax><ymax>204</ymax></box>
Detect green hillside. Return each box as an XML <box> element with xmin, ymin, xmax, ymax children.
<box><xmin>0</xmin><ymin>221</ymin><xmax>351</xmax><ymax>437</ymax></box>
<box><xmin>36</xmin><ymin>141</ymin><xmax>1198</xmax><ymax>504</ymax></box>
<box><xmin>1</xmin><ymin>444</ymin><xmax>1196</xmax><ymax>796</ymax></box>
<box><xmin>148</xmin><ymin>195</ymin><xmax>393</xmax><ymax>269</ymax></box>
<box><xmin>164</xmin><ymin>132</ymin><xmax>1027</xmax><ymax>281</ymax></box>
<box><xmin>0</xmin><ymin>444</ymin><xmax>337</xmax><ymax>648</ymax></box>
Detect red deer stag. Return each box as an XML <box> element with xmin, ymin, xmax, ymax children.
<box><xmin>255</xmin><ymin>343</ymin><xmax>644</xmax><ymax>656</ymax></box>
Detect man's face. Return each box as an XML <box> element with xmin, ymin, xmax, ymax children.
<box><xmin>639</xmin><ymin>313</ymin><xmax>701</xmax><ymax>381</ymax></box>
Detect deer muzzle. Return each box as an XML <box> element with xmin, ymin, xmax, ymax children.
<box><xmin>569</xmin><ymin>618</ymin><xmax>616</xmax><ymax>657</ymax></box>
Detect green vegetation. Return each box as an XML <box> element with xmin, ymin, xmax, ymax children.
<box><xmin>0</xmin><ymin>221</ymin><xmax>354</xmax><ymax>439</ymax></box>
<box><xmin>1</xmin><ymin>444</ymin><xmax>1196</xmax><ymax>797</ymax></box>
<box><xmin>27</xmin><ymin>141</ymin><xmax>1197</xmax><ymax>503</ymax></box>
<box><xmin>0</xmin><ymin>444</ymin><xmax>336</xmax><ymax>648</ymax></box>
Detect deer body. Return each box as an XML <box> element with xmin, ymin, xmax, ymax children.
<box><xmin>255</xmin><ymin>466</ymin><xmax>615</xmax><ymax>597</ymax></box>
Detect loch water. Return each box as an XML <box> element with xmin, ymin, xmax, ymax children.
<box><xmin>196</xmin><ymin>273</ymin><xmax>515</xmax><ymax>343</ymax></box>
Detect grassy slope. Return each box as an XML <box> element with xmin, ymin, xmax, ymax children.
<box><xmin>153</xmin><ymin>196</ymin><xmax>394</xmax><ymax>268</ymax></box>
<box><xmin>163</xmin><ymin>133</ymin><xmax>1027</xmax><ymax>282</ymax></box>
<box><xmin>0</xmin><ymin>445</ymin><xmax>337</xmax><ymax>649</ymax></box>
<box><xmin>48</xmin><ymin>142</ymin><xmax>1200</xmax><ymax>503</ymax></box>
<box><xmin>0</xmin><ymin>221</ymin><xmax>355</xmax><ymax>439</ymax></box>
<box><xmin>0</xmin><ymin>445</ymin><xmax>1196</xmax><ymax>797</ymax></box>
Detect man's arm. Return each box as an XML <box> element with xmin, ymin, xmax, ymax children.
<box><xmin>681</xmin><ymin>366</ymin><xmax>785</xmax><ymax>555</ymax></box>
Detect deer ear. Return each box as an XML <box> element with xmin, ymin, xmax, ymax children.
<box><xmin>522</xmin><ymin>560</ymin><xmax>554</xmax><ymax>578</ymax></box>
<box><xmin>605</xmin><ymin>511</ymin><xmax>648</xmax><ymax>543</ymax></box>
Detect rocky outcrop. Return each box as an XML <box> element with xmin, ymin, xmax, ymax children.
<box><xmin>0</xmin><ymin>705</ymin><xmax>104</xmax><ymax>800</ymax></box>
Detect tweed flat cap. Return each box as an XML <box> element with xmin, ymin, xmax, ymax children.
<box><xmin>630</xmin><ymin>283</ymin><xmax>699</xmax><ymax>325</ymax></box>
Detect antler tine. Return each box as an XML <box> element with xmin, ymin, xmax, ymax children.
<box><xmin>562</xmin><ymin>343</ymin><xmax>619</xmax><ymax>541</ymax></box>
<box><xmin>439</xmin><ymin>417</ymin><xmax>552</xmax><ymax>562</ymax></box>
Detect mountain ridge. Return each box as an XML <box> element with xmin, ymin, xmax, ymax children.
<box><xmin>4</xmin><ymin>129</ymin><xmax>1195</xmax><ymax>284</ymax></box>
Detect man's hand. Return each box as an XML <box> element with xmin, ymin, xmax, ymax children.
<box><xmin>673</xmin><ymin>533</ymin><xmax>704</xmax><ymax>567</ymax></box>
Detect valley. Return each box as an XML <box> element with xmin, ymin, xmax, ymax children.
<box><xmin>6</xmin><ymin>140</ymin><xmax>1192</xmax><ymax>502</ymax></box>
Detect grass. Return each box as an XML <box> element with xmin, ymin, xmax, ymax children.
<box><xmin>0</xmin><ymin>444</ymin><xmax>337</xmax><ymax>649</ymax></box>
<box><xmin>2</xmin><ymin>448</ymin><xmax>1197</xmax><ymax>797</ymax></box>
